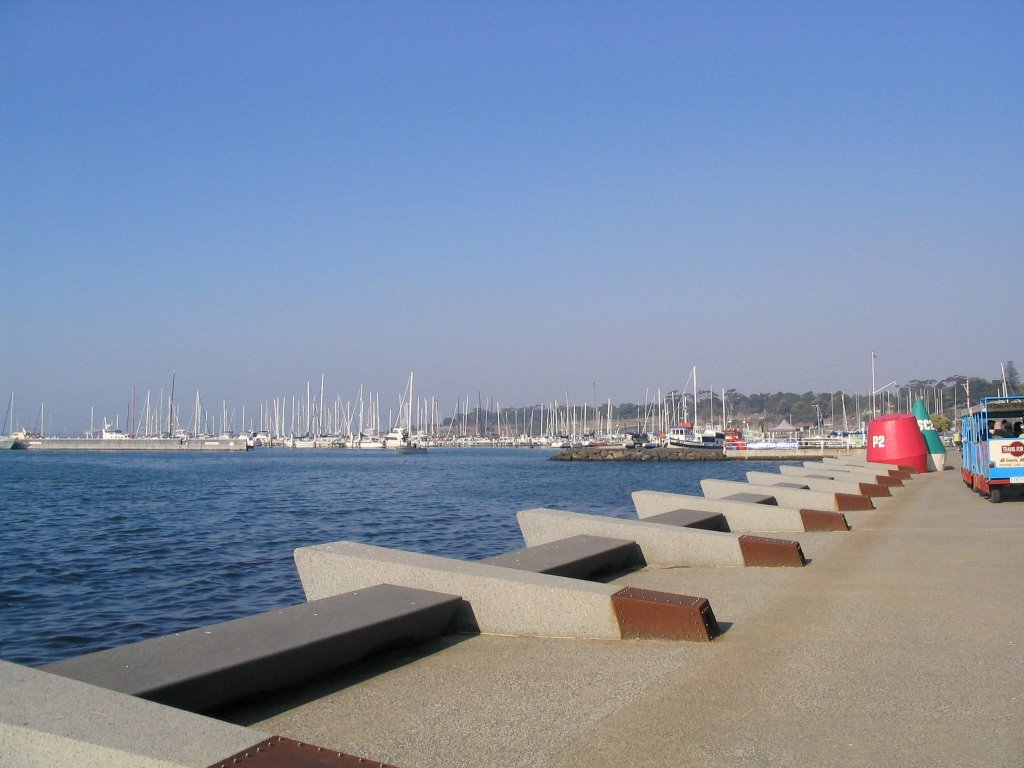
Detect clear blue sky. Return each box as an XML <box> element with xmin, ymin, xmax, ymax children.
<box><xmin>2</xmin><ymin>1</ymin><xmax>1021</xmax><ymax>433</ymax></box>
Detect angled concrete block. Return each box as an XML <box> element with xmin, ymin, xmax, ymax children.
<box><xmin>517</xmin><ymin>508</ymin><xmax>807</xmax><ymax>567</ymax></box>
<box><xmin>294</xmin><ymin>541</ymin><xmax>718</xmax><ymax>640</ymax></box>
<box><xmin>820</xmin><ymin>455</ymin><xmax>869</xmax><ymax>466</ymax></box>
<box><xmin>802</xmin><ymin>460</ymin><xmax>871</xmax><ymax>474</ymax></box>
<box><xmin>631</xmin><ymin>490</ymin><xmax>848</xmax><ymax>532</ymax></box>
<box><xmin>784</xmin><ymin>463</ymin><xmax>904</xmax><ymax>488</ymax></box>
<box><xmin>701</xmin><ymin>478</ymin><xmax>874</xmax><ymax>512</ymax></box>
<box><xmin>746</xmin><ymin>469</ymin><xmax>890</xmax><ymax>498</ymax></box>
<box><xmin>516</xmin><ymin>507</ymin><xmax>745</xmax><ymax>567</ymax></box>
<box><xmin>0</xmin><ymin>660</ymin><xmax>268</xmax><ymax>768</ymax></box>
<box><xmin>295</xmin><ymin>542</ymin><xmax>621</xmax><ymax>638</ymax></box>
<box><xmin>822</xmin><ymin>456</ymin><xmax>914</xmax><ymax>478</ymax></box>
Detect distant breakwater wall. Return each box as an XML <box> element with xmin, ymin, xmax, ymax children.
<box><xmin>550</xmin><ymin>447</ymin><xmax>728</xmax><ymax>462</ymax></box>
<box><xmin>550</xmin><ymin>446</ymin><xmax>862</xmax><ymax>462</ymax></box>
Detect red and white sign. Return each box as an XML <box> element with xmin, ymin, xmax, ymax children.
<box><xmin>993</xmin><ymin>439</ymin><xmax>1024</xmax><ymax>468</ymax></box>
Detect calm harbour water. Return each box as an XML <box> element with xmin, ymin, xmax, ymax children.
<box><xmin>0</xmin><ymin>448</ymin><xmax>778</xmax><ymax>666</ymax></box>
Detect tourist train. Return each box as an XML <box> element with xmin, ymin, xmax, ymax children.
<box><xmin>960</xmin><ymin>396</ymin><xmax>1024</xmax><ymax>503</ymax></box>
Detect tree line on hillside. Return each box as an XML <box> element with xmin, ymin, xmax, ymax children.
<box><xmin>440</xmin><ymin>363</ymin><xmax>1021</xmax><ymax>435</ymax></box>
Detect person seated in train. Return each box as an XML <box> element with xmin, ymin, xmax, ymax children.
<box><xmin>991</xmin><ymin>419</ymin><xmax>1014</xmax><ymax>438</ymax></box>
<box><xmin>1014</xmin><ymin>421</ymin><xmax>1024</xmax><ymax>437</ymax></box>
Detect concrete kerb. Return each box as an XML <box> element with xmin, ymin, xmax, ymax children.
<box><xmin>744</xmin><ymin>469</ymin><xmax>891</xmax><ymax>499</ymax></box>
<box><xmin>294</xmin><ymin>541</ymin><xmax>718</xmax><ymax>641</ymax></box>
<box><xmin>631</xmin><ymin>490</ymin><xmax>849</xmax><ymax>532</ymax></box>
<box><xmin>517</xmin><ymin>508</ymin><xmax>805</xmax><ymax>568</ymax></box>
<box><xmin>700</xmin><ymin>477</ymin><xmax>874</xmax><ymax>512</ymax></box>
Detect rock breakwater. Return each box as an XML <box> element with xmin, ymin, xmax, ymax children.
<box><xmin>549</xmin><ymin>446</ymin><xmax>728</xmax><ymax>462</ymax></box>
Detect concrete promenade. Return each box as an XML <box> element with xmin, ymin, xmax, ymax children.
<box><xmin>223</xmin><ymin>456</ymin><xmax>1024</xmax><ymax>767</ymax></box>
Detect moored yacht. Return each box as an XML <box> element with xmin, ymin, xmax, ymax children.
<box><xmin>666</xmin><ymin>423</ymin><xmax>726</xmax><ymax>449</ymax></box>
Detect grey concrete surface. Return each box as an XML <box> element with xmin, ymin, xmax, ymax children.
<box><xmin>744</xmin><ymin>468</ymin><xmax>885</xmax><ymax>497</ymax></box>
<box><xmin>781</xmin><ymin>463</ymin><xmax>902</xmax><ymax>484</ymax></box>
<box><xmin>0</xmin><ymin>661</ymin><xmax>268</xmax><ymax>767</ymax></box>
<box><xmin>701</xmin><ymin>477</ymin><xmax>868</xmax><ymax>511</ymax></box>
<box><xmin>516</xmin><ymin>507</ymin><xmax>746</xmax><ymax>566</ymax></box>
<box><xmin>480</xmin><ymin>534</ymin><xmax>638</xmax><ymax>578</ymax></box>
<box><xmin>230</xmin><ymin>457</ymin><xmax>1024</xmax><ymax>768</ymax></box>
<box><xmin>820</xmin><ymin>455</ymin><xmax>871</xmax><ymax>465</ymax></box>
<box><xmin>42</xmin><ymin>585</ymin><xmax>461</xmax><ymax>713</ymax></box>
<box><xmin>294</xmin><ymin>540</ymin><xmax>629</xmax><ymax>639</ymax></box>
<box><xmin>631</xmin><ymin>489</ymin><xmax>814</xmax><ymax>531</ymax></box>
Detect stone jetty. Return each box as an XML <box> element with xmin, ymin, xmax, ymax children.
<box><xmin>550</xmin><ymin>446</ymin><xmax>728</xmax><ymax>461</ymax></box>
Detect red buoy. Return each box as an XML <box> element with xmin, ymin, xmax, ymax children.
<box><xmin>867</xmin><ymin>414</ymin><xmax>928</xmax><ymax>472</ymax></box>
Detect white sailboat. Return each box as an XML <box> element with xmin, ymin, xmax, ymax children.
<box><xmin>0</xmin><ymin>393</ymin><xmax>15</xmax><ymax>449</ymax></box>
<box><xmin>389</xmin><ymin>373</ymin><xmax>427</xmax><ymax>453</ymax></box>
<box><xmin>347</xmin><ymin>387</ymin><xmax>385</xmax><ymax>448</ymax></box>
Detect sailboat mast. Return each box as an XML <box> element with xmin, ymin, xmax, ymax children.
<box><xmin>693</xmin><ymin>366</ymin><xmax>698</xmax><ymax>428</ymax></box>
<box><xmin>319</xmin><ymin>374</ymin><xmax>325</xmax><ymax>437</ymax></box>
<box><xmin>168</xmin><ymin>372</ymin><xmax>176</xmax><ymax>436</ymax></box>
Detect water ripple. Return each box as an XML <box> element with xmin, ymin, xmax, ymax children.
<box><xmin>0</xmin><ymin>448</ymin><xmax>776</xmax><ymax>665</ymax></box>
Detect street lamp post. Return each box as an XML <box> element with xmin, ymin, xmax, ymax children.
<box><xmin>871</xmin><ymin>352</ymin><xmax>877</xmax><ymax>418</ymax></box>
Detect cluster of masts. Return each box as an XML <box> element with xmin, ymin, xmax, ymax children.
<box><xmin>75</xmin><ymin>370</ymin><xmax>732</xmax><ymax>449</ymax></box>
<box><xmin>12</xmin><ymin>371</ymin><xmax>717</xmax><ymax>447</ymax></box>
<box><xmin>12</xmin><ymin>365</ymin><xmax>953</xmax><ymax>444</ymax></box>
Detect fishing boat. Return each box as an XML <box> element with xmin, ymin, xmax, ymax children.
<box><xmin>666</xmin><ymin>423</ymin><xmax>726</xmax><ymax>449</ymax></box>
<box><xmin>664</xmin><ymin>366</ymin><xmax>727</xmax><ymax>449</ymax></box>
<box><xmin>395</xmin><ymin>437</ymin><xmax>428</xmax><ymax>454</ymax></box>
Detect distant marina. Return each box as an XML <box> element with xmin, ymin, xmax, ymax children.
<box><xmin>1</xmin><ymin>369</ymin><xmax>870</xmax><ymax>454</ymax></box>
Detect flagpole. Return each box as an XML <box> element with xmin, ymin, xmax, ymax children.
<box><xmin>871</xmin><ymin>352</ymin><xmax>877</xmax><ymax>419</ymax></box>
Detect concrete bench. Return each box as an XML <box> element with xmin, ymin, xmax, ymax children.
<box><xmin>517</xmin><ymin>508</ymin><xmax>806</xmax><ymax>568</ymax></box>
<box><xmin>792</xmin><ymin>463</ymin><xmax>904</xmax><ymax>487</ymax></box>
<box><xmin>722</xmin><ymin>492</ymin><xmax>779</xmax><ymax>505</ymax></box>
<box><xmin>42</xmin><ymin>583</ymin><xmax>461</xmax><ymax>713</ymax></box>
<box><xmin>481</xmin><ymin>534</ymin><xmax>639</xmax><ymax>579</ymax></box>
<box><xmin>746</xmin><ymin>470</ymin><xmax>891</xmax><ymax>499</ymax></box>
<box><xmin>702</xmin><ymin>478</ymin><xmax>874</xmax><ymax>512</ymax></box>
<box><xmin>631</xmin><ymin>490</ymin><xmax>849</xmax><ymax>532</ymax></box>
<box><xmin>295</xmin><ymin>541</ymin><xmax>720</xmax><ymax>641</ymax></box>
<box><xmin>821</xmin><ymin>457</ymin><xmax>915</xmax><ymax>478</ymax></box>
<box><xmin>641</xmin><ymin>509</ymin><xmax>730</xmax><ymax>531</ymax></box>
